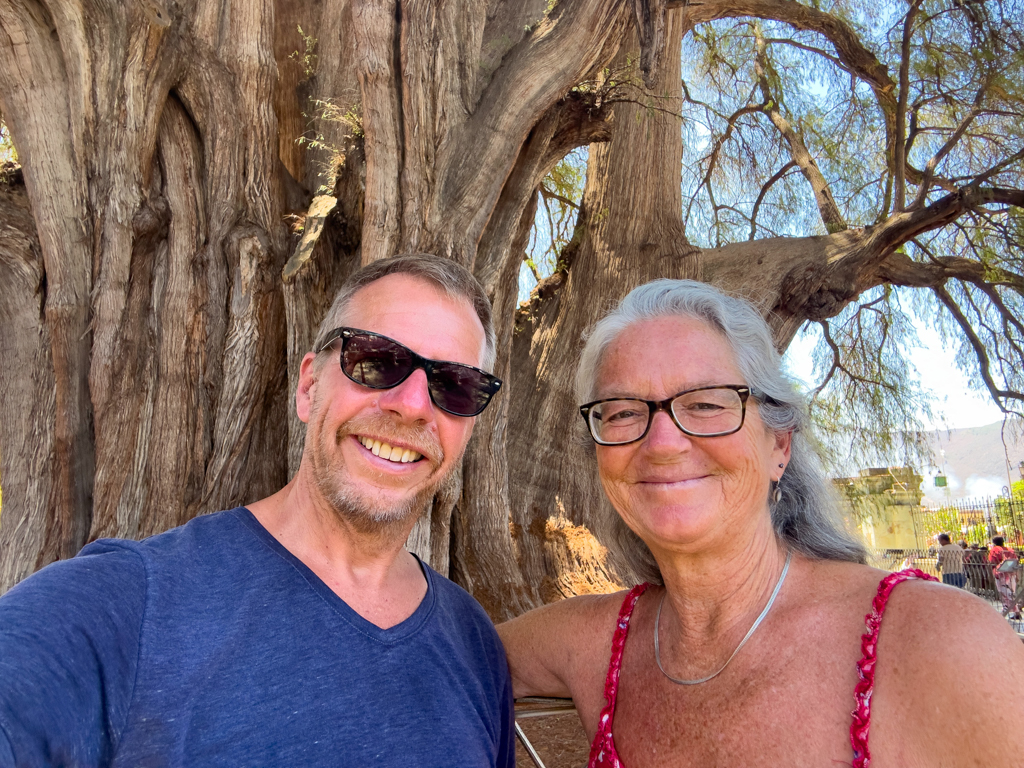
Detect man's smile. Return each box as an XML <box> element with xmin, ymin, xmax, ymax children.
<box><xmin>355</xmin><ymin>434</ymin><xmax>424</xmax><ymax>464</ymax></box>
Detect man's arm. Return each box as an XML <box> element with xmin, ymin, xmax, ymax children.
<box><xmin>0</xmin><ymin>543</ymin><xmax>147</xmax><ymax>766</ymax></box>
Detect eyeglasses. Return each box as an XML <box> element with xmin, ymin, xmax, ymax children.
<box><xmin>579</xmin><ymin>385</ymin><xmax>773</xmax><ymax>446</ymax></box>
<box><xmin>315</xmin><ymin>327</ymin><xmax>502</xmax><ymax>417</ymax></box>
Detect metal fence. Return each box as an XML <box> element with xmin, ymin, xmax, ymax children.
<box><xmin>910</xmin><ymin>494</ymin><xmax>1024</xmax><ymax>549</ymax></box>
<box><xmin>867</xmin><ymin>547</ymin><xmax>1023</xmax><ymax>634</ymax></box>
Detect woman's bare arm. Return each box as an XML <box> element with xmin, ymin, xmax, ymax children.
<box><xmin>497</xmin><ymin>592</ymin><xmax>622</xmax><ymax>700</ymax></box>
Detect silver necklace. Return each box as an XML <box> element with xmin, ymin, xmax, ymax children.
<box><xmin>654</xmin><ymin>550</ymin><xmax>792</xmax><ymax>686</ymax></box>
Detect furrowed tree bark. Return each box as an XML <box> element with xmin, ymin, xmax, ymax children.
<box><xmin>508</xmin><ymin>8</ymin><xmax>694</xmax><ymax>595</ymax></box>
<box><xmin>1</xmin><ymin>0</ymin><xmax>1021</xmax><ymax>612</ymax></box>
<box><xmin>0</xmin><ymin>0</ymin><xmax>294</xmax><ymax>590</ymax></box>
<box><xmin>0</xmin><ymin>0</ymin><xmax>95</xmax><ymax>575</ymax></box>
<box><xmin>0</xmin><ymin>172</ymin><xmax>54</xmax><ymax>588</ymax></box>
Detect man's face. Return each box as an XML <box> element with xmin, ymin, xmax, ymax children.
<box><xmin>297</xmin><ymin>273</ymin><xmax>487</xmax><ymax>531</ymax></box>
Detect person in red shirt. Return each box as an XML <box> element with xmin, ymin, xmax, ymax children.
<box><xmin>988</xmin><ymin>536</ymin><xmax>1021</xmax><ymax>618</ymax></box>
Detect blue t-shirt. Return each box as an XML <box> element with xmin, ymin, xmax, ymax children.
<box><xmin>0</xmin><ymin>508</ymin><xmax>514</xmax><ymax>767</ymax></box>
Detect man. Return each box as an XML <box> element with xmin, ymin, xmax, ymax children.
<box><xmin>935</xmin><ymin>533</ymin><xmax>966</xmax><ymax>589</ymax></box>
<box><xmin>0</xmin><ymin>254</ymin><xmax>514</xmax><ymax>766</ymax></box>
<box><xmin>965</xmin><ymin>542</ymin><xmax>986</xmax><ymax>592</ymax></box>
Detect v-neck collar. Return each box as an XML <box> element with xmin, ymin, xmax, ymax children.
<box><xmin>232</xmin><ymin>507</ymin><xmax>436</xmax><ymax>645</ymax></box>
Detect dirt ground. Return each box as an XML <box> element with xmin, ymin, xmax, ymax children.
<box><xmin>514</xmin><ymin>712</ymin><xmax>591</xmax><ymax>768</ymax></box>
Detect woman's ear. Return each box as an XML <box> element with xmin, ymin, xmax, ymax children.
<box><xmin>772</xmin><ymin>430</ymin><xmax>793</xmax><ymax>479</ymax></box>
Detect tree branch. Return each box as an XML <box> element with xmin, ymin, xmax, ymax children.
<box><xmin>894</xmin><ymin>0</ymin><xmax>924</xmax><ymax>211</ymax></box>
<box><xmin>876</xmin><ymin>185</ymin><xmax>1024</xmax><ymax>251</ymax></box>
<box><xmin>679</xmin><ymin>0</ymin><xmax>900</xmax><ymax>182</ymax></box>
<box><xmin>877</xmin><ymin>250</ymin><xmax>1024</xmax><ymax>292</ymax></box>
<box><xmin>434</xmin><ymin>0</ymin><xmax>629</xmax><ymax>256</ymax></box>
<box><xmin>908</xmin><ymin>81</ymin><xmax>988</xmax><ymax>210</ymax></box>
<box><xmin>763</xmin><ymin>36</ymin><xmax>846</xmax><ymax>72</ymax></box>
<box><xmin>753</xmin><ymin>28</ymin><xmax>847</xmax><ymax>234</ymax></box>
<box><xmin>541</xmin><ymin>91</ymin><xmax>614</xmax><ymax>169</ymax></box>
<box><xmin>539</xmin><ymin>184</ymin><xmax>580</xmax><ymax>210</ymax></box>
<box><xmin>749</xmin><ymin>160</ymin><xmax>796</xmax><ymax>240</ymax></box>
<box><xmin>933</xmin><ymin>284</ymin><xmax>1024</xmax><ymax>408</ymax></box>
<box><xmin>810</xmin><ymin>319</ymin><xmax>841</xmax><ymax>397</ymax></box>
<box><xmin>686</xmin><ymin>103</ymin><xmax>762</xmax><ymax>226</ymax></box>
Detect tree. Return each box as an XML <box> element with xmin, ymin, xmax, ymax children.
<box><xmin>1</xmin><ymin>0</ymin><xmax>1022</xmax><ymax>617</ymax></box>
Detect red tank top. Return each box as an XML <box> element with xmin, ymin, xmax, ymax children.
<box><xmin>587</xmin><ymin>569</ymin><xmax>936</xmax><ymax>768</ymax></box>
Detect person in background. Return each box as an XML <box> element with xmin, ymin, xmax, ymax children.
<box><xmin>499</xmin><ymin>278</ymin><xmax>1024</xmax><ymax>768</ymax></box>
<box><xmin>989</xmin><ymin>535</ymin><xmax>1021</xmax><ymax>618</ymax></box>
<box><xmin>936</xmin><ymin>533</ymin><xmax>966</xmax><ymax>589</ymax></box>
<box><xmin>979</xmin><ymin>545</ymin><xmax>998</xmax><ymax>592</ymax></box>
<box><xmin>964</xmin><ymin>544</ymin><xmax>987</xmax><ymax>593</ymax></box>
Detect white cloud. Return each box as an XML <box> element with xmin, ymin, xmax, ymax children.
<box><xmin>963</xmin><ymin>475</ymin><xmax>1005</xmax><ymax>499</ymax></box>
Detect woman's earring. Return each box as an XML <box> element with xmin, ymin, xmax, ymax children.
<box><xmin>772</xmin><ymin>479</ymin><xmax>783</xmax><ymax>504</ymax></box>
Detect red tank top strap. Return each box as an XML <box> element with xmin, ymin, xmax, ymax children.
<box><xmin>588</xmin><ymin>583</ymin><xmax>649</xmax><ymax>768</ymax></box>
<box><xmin>850</xmin><ymin>568</ymin><xmax>936</xmax><ymax>767</ymax></box>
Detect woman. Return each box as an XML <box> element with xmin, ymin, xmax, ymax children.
<box><xmin>499</xmin><ymin>279</ymin><xmax>1024</xmax><ymax>767</ymax></box>
<box><xmin>988</xmin><ymin>536</ymin><xmax>1021</xmax><ymax>617</ymax></box>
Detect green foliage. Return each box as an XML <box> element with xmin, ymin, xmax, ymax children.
<box><xmin>0</xmin><ymin>118</ymin><xmax>17</xmax><ymax>166</ymax></box>
<box><xmin>916</xmin><ymin>506</ymin><xmax>982</xmax><ymax>542</ymax></box>
<box><xmin>521</xmin><ymin>148</ymin><xmax>587</xmax><ymax>296</ymax></box>
<box><xmin>808</xmin><ymin>286</ymin><xmax>935</xmax><ymax>469</ymax></box>
<box><xmin>669</xmin><ymin>0</ymin><xmax>1024</xmax><ymax>466</ymax></box>
<box><xmin>297</xmin><ymin>98</ymin><xmax>362</xmax><ymax>195</ymax></box>
<box><xmin>288</xmin><ymin>25</ymin><xmax>364</xmax><ymax>195</ymax></box>
<box><xmin>919</xmin><ymin>493</ymin><xmax>1024</xmax><ymax>546</ymax></box>
<box><xmin>289</xmin><ymin>26</ymin><xmax>318</xmax><ymax>78</ymax></box>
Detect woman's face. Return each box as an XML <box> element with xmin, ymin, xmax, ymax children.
<box><xmin>593</xmin><ymin>316</ymin><xmax>791</xmax><ymax>553</ymax></box>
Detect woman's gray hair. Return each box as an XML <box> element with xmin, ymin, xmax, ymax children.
<box><xmin>576</xmin><ymin>279</ymin><xmax>866</xmax><ymax>584</ymax></box>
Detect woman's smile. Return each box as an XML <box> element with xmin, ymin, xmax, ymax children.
<box><xmin>593</xmin><ymin>315</ymin><xmax>786</xmax><ymax>548</ymax></box>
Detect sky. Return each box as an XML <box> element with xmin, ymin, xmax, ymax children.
<box><xmin>784</xmin><ymin>319</ymin><xmax>1016</xmax><ymax>500</ymax></box>
<box><xmin>783</xmin><ymin>319</ymin><xmax>1005</xmax><ymax>432</ymax></box>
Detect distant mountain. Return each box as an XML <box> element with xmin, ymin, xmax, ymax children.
<box><xmin>921</xmin><ymin>419</ymin><xmax>1024</xmax><ymax>504</ymax></box>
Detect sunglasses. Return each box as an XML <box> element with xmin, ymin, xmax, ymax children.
<box><xmin>315</xmin><ymin>327</ymin><xmax>502</xmax><ymax>417</ymax></box>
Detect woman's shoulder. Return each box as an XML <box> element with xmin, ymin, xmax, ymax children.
<box><xmin>806</xmin><ymin>560</ymin><xmax>1024</xmax><ymax>761</ymax></box>
<box><xmin>884</xmin><ymin>575</ymin><xmax>1022</xmax><ymax>661</ymax></box>
<box><xmin>807</xmin><ymin>558</ymin><xmax>1009</xmax><ymax>634</ymax></box>
<box><xmin>870</xmin><ymin>573</ymin><xmax>1024</xmax><ymax>760</ymax></box>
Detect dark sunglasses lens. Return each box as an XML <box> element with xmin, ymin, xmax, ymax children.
<box><xmin>428</xmin><ymin>363</ymin><xmax>495</xmax><ymax>416</ymax></box>
<box><xmin>341</xmin><ymin>334</ymin><xmax>413</xmax><ymax>388</ymax></box>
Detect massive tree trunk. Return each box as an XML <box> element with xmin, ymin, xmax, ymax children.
<box><xmin>1</xmin><ymin>0</ymin><xmax>1019</xmax><ymax>615</ymax></box>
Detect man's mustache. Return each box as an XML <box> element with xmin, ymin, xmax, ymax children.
<box><xmin>336</xmin><ymin>412</ymin><xmax>445</xmax><ymax>470</ymax></box>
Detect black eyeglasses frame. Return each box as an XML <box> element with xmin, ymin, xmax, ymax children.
<box><xmin>578</xmin><ymin>384</ymin><xmax>778</xmax><ymax>446</ymax></box>
<box><xmin>315</xmin><ymin>327</ymin><xmax>502</xmax><ymax>418</ymax></box>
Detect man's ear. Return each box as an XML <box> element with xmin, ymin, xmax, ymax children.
<box><xmin>296</xmin><ymin>352</ymin><xmax>319</xmax><ymax>424</ymax></box>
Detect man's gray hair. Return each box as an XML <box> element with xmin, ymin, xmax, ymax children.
<box><xmin>314</xmin><ymin>253</ymin><xmax>496</xmax><ymax>369</ymax></box>
<box><xmin>576</xmin><ymin>279</ymin><xmax>866</xmax><ymax>585</ymax></box>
